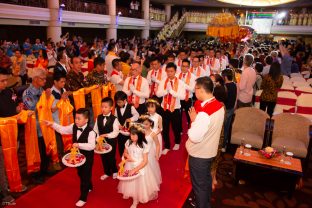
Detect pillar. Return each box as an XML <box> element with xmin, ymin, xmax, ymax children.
<box><xmin>141</xmin><ymin>0</ymin><xmax>150</xmax><ymax>39</ymax></box>
<box><xmin>47</xmin><ymin>0</ymin><xmax>62</xmax><ymax>43</ymax></box>
<box><xmin>106</xmin><ymin>0</ymin><xmax>117</xmax><ymax>41</ymax></box>
<box><xmin>164</xmin><ymin>4</ymin><xmax>172</xmax><ymax>22</ymax></box>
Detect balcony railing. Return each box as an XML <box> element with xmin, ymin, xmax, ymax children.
<box><xmin>0</xmin><ymin>0</ymin><xmax>47</xmax><ymax>8</ymax></box>
<box><xmin>116</xmin><ymin>6</ymin><xmax>143</xmax><ymax>19</ymax></box>
<box><xmin>61</xmin><ymin>0</ymin><xmax>108</xmax><ymax>15</ymax></box>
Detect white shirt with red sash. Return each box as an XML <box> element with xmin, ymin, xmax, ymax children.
<box><xmin>147</xmin><ymin>68</ymin><xmax>167</xmax><ymax>97</ymax></box>
<box><xmin>205</xmin><ymin>57</ymin><xmax>221</xmax><ymax>74</ymax></box>
<box><xmin>123</xmin><ymin>75</ymin><xmax>149</xmax><ymax>105</ymax></box>
<box><xmin>177</xmin><ymin>71</ymin><xmax>196</xmax><ymax>100</ymax></box>
<box><xmin>189</xmin><ymin>66</ymin><xmax>207</xmax><ymax>78</ymax></box>
<box><xmin>156</xmin><ymin>77</ymin><xmax>185</xmax><ymax>110</ymax></box>
<box><xmin>186</xmin><ymin>97</ymin><xmax>225</xmax><ymax>158</ymax></box>
<box><xmin>110</xmin><ymin>69</ymin><xmax>124</xmax><ymax>91</ymax></box>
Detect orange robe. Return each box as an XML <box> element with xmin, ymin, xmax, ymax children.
<box><xmin>56</xmin><ymin>99</ymin><xmax>74</xmax><ymax>151</ymax></box>
<box><xmin>36</xmin><ymin>92</ymin><xmax>59</xmax><ymax>163</ymax></box>
<box><xmin>90</xmin><ymin>87</ymin><xmax>102</xmax><ymax>122</ymax></box>
<box><xmin>0</xmin><ymin>110</ymin><xmax>40</xmax><ymax>192</ymax></box>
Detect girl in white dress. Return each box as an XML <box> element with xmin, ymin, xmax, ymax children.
<box><xmin>118</xmin><ymin>125</ymin><xmax>159</xmax><ymax>208</ymax></box>
<box><xmin>146</xmin><ymin>99</ymin><xmax>163</xmax><ymax>158</ymax></box>
<box><xmin>139</xmin><ymin>115</ymin><xmax>162</xmax><ymax>186</ymax></box>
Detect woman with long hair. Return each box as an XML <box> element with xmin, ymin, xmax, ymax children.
<box><xmin>35</xmin><ymin>49</ymin><xmax>48</xmax><ymax>70</ymax></box>
<box><xmin>260</xmin><ymin>61</ymin><xmax>284</xmax><ymax>117</ymax></box>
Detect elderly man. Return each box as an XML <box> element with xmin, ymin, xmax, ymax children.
<box><xmin>0</xmin><ymin>67</ymin><xmax>27</xmax><ymax>206</ymax></box>
<box><xmin>186</xmin><ymin>76</ymin><xmax>224</xmax><ymax>208</ymax></box>
<box><xmin>11</xmin><ymin>49</ymin><xmax>27</xmax><ymax>85</ymax></box>
<box><xmin>23</xmin><ymin>68</ymin><xmax>61</xmax><ymax>183</ymax></box>
<box><xmin>237</xmin><ymin>53</ymin><xmax>257</xmax><ymax>108</ymax></box>
<box><xmin>122</xmin><ymin>61</ymin><xmax>149</xmax><ymax>115</ymax></box>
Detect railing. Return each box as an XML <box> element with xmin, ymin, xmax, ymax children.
<box><xmin>150</xmin><ymin>8</ymin><xmax>166</xmax><ymax>22</ymax></box>
<box><xmin>0</xmin><ymin>0</ymin><xmax>47</xmax><ymax>8</ymax></box>
<box><xmin>61</xmin><ymin>0</ymin><xmax>108</xmax><ymax>15</ymax></box>
<box><xmin>171</xmin><ymin>13</ymin><xmax>187</xmax><ymax>38</ymax></box>
<box><xmin>116</xmin><ymin>6</ymin><xmax>143</xmax><ymax>19</ymax></box>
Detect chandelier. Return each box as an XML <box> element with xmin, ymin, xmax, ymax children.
<box><xmin>217</xmin><ymin>0</ymin><xmax>296</xmax><ymax>7</ymax></box>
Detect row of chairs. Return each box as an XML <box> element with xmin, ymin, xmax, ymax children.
<box><xmin>255</xmin><ymin>91</ymin><xmax>312</xmax><ymax>121</ymax></box>
<box><xmin>230</xmin><ymin>107</ymin><xmax>312</xmax><ymax>169</ymax></box>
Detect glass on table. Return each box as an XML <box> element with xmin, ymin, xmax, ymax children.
<box><xmin>244</xmin><ymin>144</ymin><xmax>252</xmax><ymax>156</ymax></box>
<box><xmin>240</xmin><ymin>138</ymin><xmax>245</xmax><ymax>155</ymax></box>
<box><xmin>280</xmin><ymin>146</ymin><xmax>286</xmax><ymax>163</ymax></box>
<box><xmin>284</xmin><ymin>152</ymin><xmax>294</xmax><ymax>165</ymax></box>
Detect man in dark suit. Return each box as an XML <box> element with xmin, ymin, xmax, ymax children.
<box><xmin>54</xmin><ymin>47</ymin><xmax>69</xmax><ymax>77</ymax></box>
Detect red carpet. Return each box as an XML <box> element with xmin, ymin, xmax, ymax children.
<box><xmin>14</xmin><ymin>114</ymin><xmax>191</xmax><ymax>208</ymax></box>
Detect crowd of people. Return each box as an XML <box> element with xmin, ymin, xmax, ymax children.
<box><xmin>0</xmin><ymin>34</ymin><xmax>312</xmax><ymax>208</ymax></box>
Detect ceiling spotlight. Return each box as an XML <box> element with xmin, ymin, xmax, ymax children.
<box><xmin>60</xmin><ymin>3</ymin><xmax>65</xmax><ymax>8</ymax></box>
<box><xmin>118</xmin><ymin>11</ymin><xmax>122</xmax><ymax>16</ymax></box>
<box><xmin>277</xmin><ymin>11</ymin><xmax>286</xmax><ymax>19</ymax></box>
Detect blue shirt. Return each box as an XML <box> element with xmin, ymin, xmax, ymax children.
<box><xmin>281</xmin><ymin>55</ymin><xmax>292</xmax><ymax>76</ymax></box>
<box><xmin>22</xmin><ymin>84</ymin><xmax>44</xmax><ymax>137</ymax></box>
<box><xmin>23</xmin><ymin>42</ymin><xmax>32</xmax><ymax>56</ymax></box>
<box><xmin>32</xmin><ymin>43</ymin><xmax>44</xmax><ymax>58</ymax></box>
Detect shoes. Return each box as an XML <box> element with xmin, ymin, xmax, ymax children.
<box><xmin>75</xmin><ymin>200</ymin><xmax>86</xmax><ymax>207</ymax></box>
<box><xmin>130</xmin><ymin>200</ymin><xmax>138</xmax><ymax>208</ymax></box>
<box><xmin>89</xmin><ymin>189</ymin><xmax>92</xmax><ymax>193</ymax></box>
<box><xmin>173</xmin><ymin>144</ymin><xmax>180</xmax><ymax>151</ymax></box>
<box><xmin>2</xmin><ymin>195</ymin><xmax>16</xmax><ymax>206</ymax></box>
<box><xmin>7</xmin><ymin>185</ymin><xmax>27</xmax><ymax>193</ymax></box>
<box><xmin>162</xmin><ymin>149</ymin><xmax>169</xmax><ymax>155</ymax></box>
<box><xmin>113</xmin><ymin>173</ymin><xmax>118</xmax><ymax>179</ymax></box>
<box><xmin>53</xmin><ymin>162</ymin><xmax>62</xmax><ymax>171</ymax></box>
<box><xmin>221</xmin><ymin>148</ymin><xmax>226</xmax><ymax>153</ymax></box>
<box><xmin>100</xmin><ymin>174</ymin><xmax>109</xmax><ymax>181</ymax></box>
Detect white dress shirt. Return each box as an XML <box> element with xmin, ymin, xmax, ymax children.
<box><xmin>190</xmin><ymin>66</ymin><xmax>207</xmax><ymax>78</ymax></box>
<box><xmin>109</xmin><ymin>69</ymin><xmax>124</xmax><ymax>91</ymax></box>
<box><xmin>218</xmin><ymin>58</ymin><xmax>227</xmax><ymax>71</ymax></box>
<box><xmin>122</xmin><ymin>75</ymin><xmax>150</xmax><ymax>104</ymax></box>
<box><xmin>52</xmin><ymin>123</ymin><xmax>96</xmax><ymax>151</ymax></box>
<box><xmin>177</xmin><ymin>72</ymin><xmax>196</xmax><ymax>99</ymax></box>
<box><xmin>205</xmin><ymin>57</ymin><xmax>221</xmax><ymax>74</ymax></box>
<box><xmin>93</xmin><ymin>113</ymin><xmax>120</xmax><ymax>139</ymax></box>
<box><xmin>156</xmin><ymin>78</ymin><xmax>186</xmax><ymax>110</ymax></box>
<box><xmin>116</xmin><ymin>103</ymin><xmax>139</xmax><ymax>122</ymax></box>
<box><xmin>147</xmin><ymin>68</ymin><xmax>167</xmax><ymax>95</ymax></box>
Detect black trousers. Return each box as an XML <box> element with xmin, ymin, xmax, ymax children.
<box><xmin>162</xmin><ymin>109</ymin><xmax>182</xmax><ymax>149</ymax></box>
<box><xmin>101</xmin><ymin>138</ymin><xmax>117</xmax><ymax>176</ymax></box>
<box><xmin>189</xmin><ymin>156</ymin><xmax>214</xmax><ymax>208</ymax></box>
<box><xmin>38</xmin><ymin>136</ymin><xmax>49</xmax><ymax>174</ymax></box>
<box><xmin>181</xmin><ymin>99</ymin><xmax>192</xmax><ymax>126</ymax></box>
<box><xmin>117</xmin><ymin>134</ymin><xmax>129</xmax><ymax>158</ymax></box>
<box><xmin>260</xmin><ymin>100</ymin><xmax>276</xmax><ymax>117</ymax></box>
<box><xmin>55</xmin><ymin>131</ymin><xmax>64</xmax><ymax>160</ymax></box>
<box><xmin>136</xmin><ymin>104</ymin><xmax>147</xmax><ymax>115</ymax></box>
<box><xmin>77</xmin><ymin>156</ymin><xmax>93</xmax><ymax>201</ymax></box>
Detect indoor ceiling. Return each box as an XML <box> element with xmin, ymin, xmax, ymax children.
<box><xmin>150</xmin><ymin>0</ymin><xmax>312</xmax><ymax>8</ymax></box>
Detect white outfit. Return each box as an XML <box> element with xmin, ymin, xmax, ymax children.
<box><xmin>118</xmin><ymin>140</ymin><xmax>159</xmax><ymax>203</ymax></box>
<box><xmin>149</xmin><ymin>113</ymin><xmax>163</xmax><ymax>158</ymax></box>
<box><xmin>122</xmin><ymin>75</ymin><xmax>150</xmax><ymax>105</ymax></box>
<box><xmin>109</xmin><ymin>69</ymin><xmax>124</xmax><ymax>91</ymax></box>
<box><xmin>145</xmin><ymin>132</ymin><xmax>162</xmax><ymax>186</ymax></box>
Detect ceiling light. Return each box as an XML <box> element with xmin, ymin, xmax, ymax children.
<box><xmin>217</xmin><ymin>0</ymin><xmax>296</xmax><ymax>7</ymax></box>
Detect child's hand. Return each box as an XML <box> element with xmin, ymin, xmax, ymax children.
<box><xmin>100</xmin><ymin>134</ymin><xmax>107</xmax><ymax>138</ymax></box>
<box><xmin>72</xmin><ymin>143</ymin><xmax>79</xmax><ymax>148</ymax></box>
<box><xmin>125</xmin><ymin>118</ymin><xmax>131</xmax><ymax>123</ymax></box>
<box><xmin>43</xmin><ymin>120</ymin><xmax>53</xmax><ymax>127</ymax></box>
<box><xmin>129</xmin><ymin>169</ymin><xmax>137</xmax><ymax>176</ymax></box>
<box><xmin>155</xmin><ymin>155</ymin><xmax>159</xmax><ymax>161</ymax></box>
<box><xmin>119</xmin><ymin>125</ymin><xmax>123</xmax><ymax>130</ymax></box>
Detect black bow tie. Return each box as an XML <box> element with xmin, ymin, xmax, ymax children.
<box><xmin>104</xmin><ymin>116</ymin><xmax>109</xmax><ymax>119</ymax></box>
<box><xmin>77</xmin><ymin>128</ymin><xmax>83</xmax><ymax>132</ymax></box>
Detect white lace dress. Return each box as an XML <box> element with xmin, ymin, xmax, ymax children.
<box><xmin>149</xmin><ymin>113</ymin><xmax>163</xmax><ymax>157</ymax></box>
<box><xmin>118</xmin><ymin>140</ymin><xmax>159</xmax><ymax>203</ymax></box>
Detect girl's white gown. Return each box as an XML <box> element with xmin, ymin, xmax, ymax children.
<box><xmin>145</xmin><ymin>132</ymin><xmax>162</xmax><ymax>186</ymax></box>
<box><xmin>118</xmin><ymin>140</ymin><xmax>159</xmax><ymax>203</ymax></box>
<box><xmin>149</xmin><ymin>113</ymin><xmax>162</xmax><ymax>157</ymax></box>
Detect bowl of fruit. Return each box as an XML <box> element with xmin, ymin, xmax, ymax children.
<box><xmin>94</xmin><ymin>137</ymin><xmax>112</xmax><ymax>154</ymax></box>
<box><xmin>259</xmin><ymin>146</ymin><xmax>278</xmax><ymax>159</ymax></box>
<box><xmin>62</xmin><ymin>147</ymin><xmax>86</xmax><ymax>167</ymax></box>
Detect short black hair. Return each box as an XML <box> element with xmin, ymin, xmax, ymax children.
<box><xmin>53</xmin><ymin>73</ymin><xmax>66</xmax><ymax>81</ymax></box>
<box><xmin>166</xmin><ymin>62</ymin><xmax>177</xmax><ymax>71</ymax></box>
<box><xmin>0</xmin><ymin>67</ymin><xmax>9</xmax><ymax>75</ymax></box>
<box><xmin>255</xmin><ymin>62</ymin><xmax>263</xmax><ymax>73</ymax></box>
<box><xmin>195</xmin><ymin>76</ymin><xmax>214</xmax><ymax>94</ymax></box>
<box><xmin>107</xmin><ymin>43</ymin><xmax>115</xmax><ymax>51</ymax></box>
<box><xmin>88</xmin><ymin>50</ymin><xmax>96</xmax><ymax>59</ymax></box>
<box><xmin>101</xmin><ymin>97</ymin><xmax>114</xmax><ymax>107</ymax></box>
<box><xmin>182</xmin><ymin>58</ymin><xmax>190</xmax><ymax>66</ymax></box>
<box><xmin>221</xmin><ymin>69</ymin><xmax>233</xmax><ymax>81</ymax></box>
<box><xmin>265</xmin><ymin>55</ymin><xmax>273</xmax><ymax>65</ymax></box>
<box><xmin>94</xmin><ymin>56</ymin><xmax>105</xmax><ymax>68</ymax></box>
<box><xmin>112</xmin><ymin>58</ymin><xmax>120</xmax><ymax>68</ymax></box>
<box><xmin>75</xmin><ymin>108</ymin><xmax>90</xmax><ymax>120</ymax></box>
<box><xmin>150</xmin><ymin>56</ymin><xmax>160</xmax><ymax>63</ymax></box>
<box><xmin>114</xmin><ymin>91</ymin><xmax>127</xmax><ymax>101</ymax></box>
